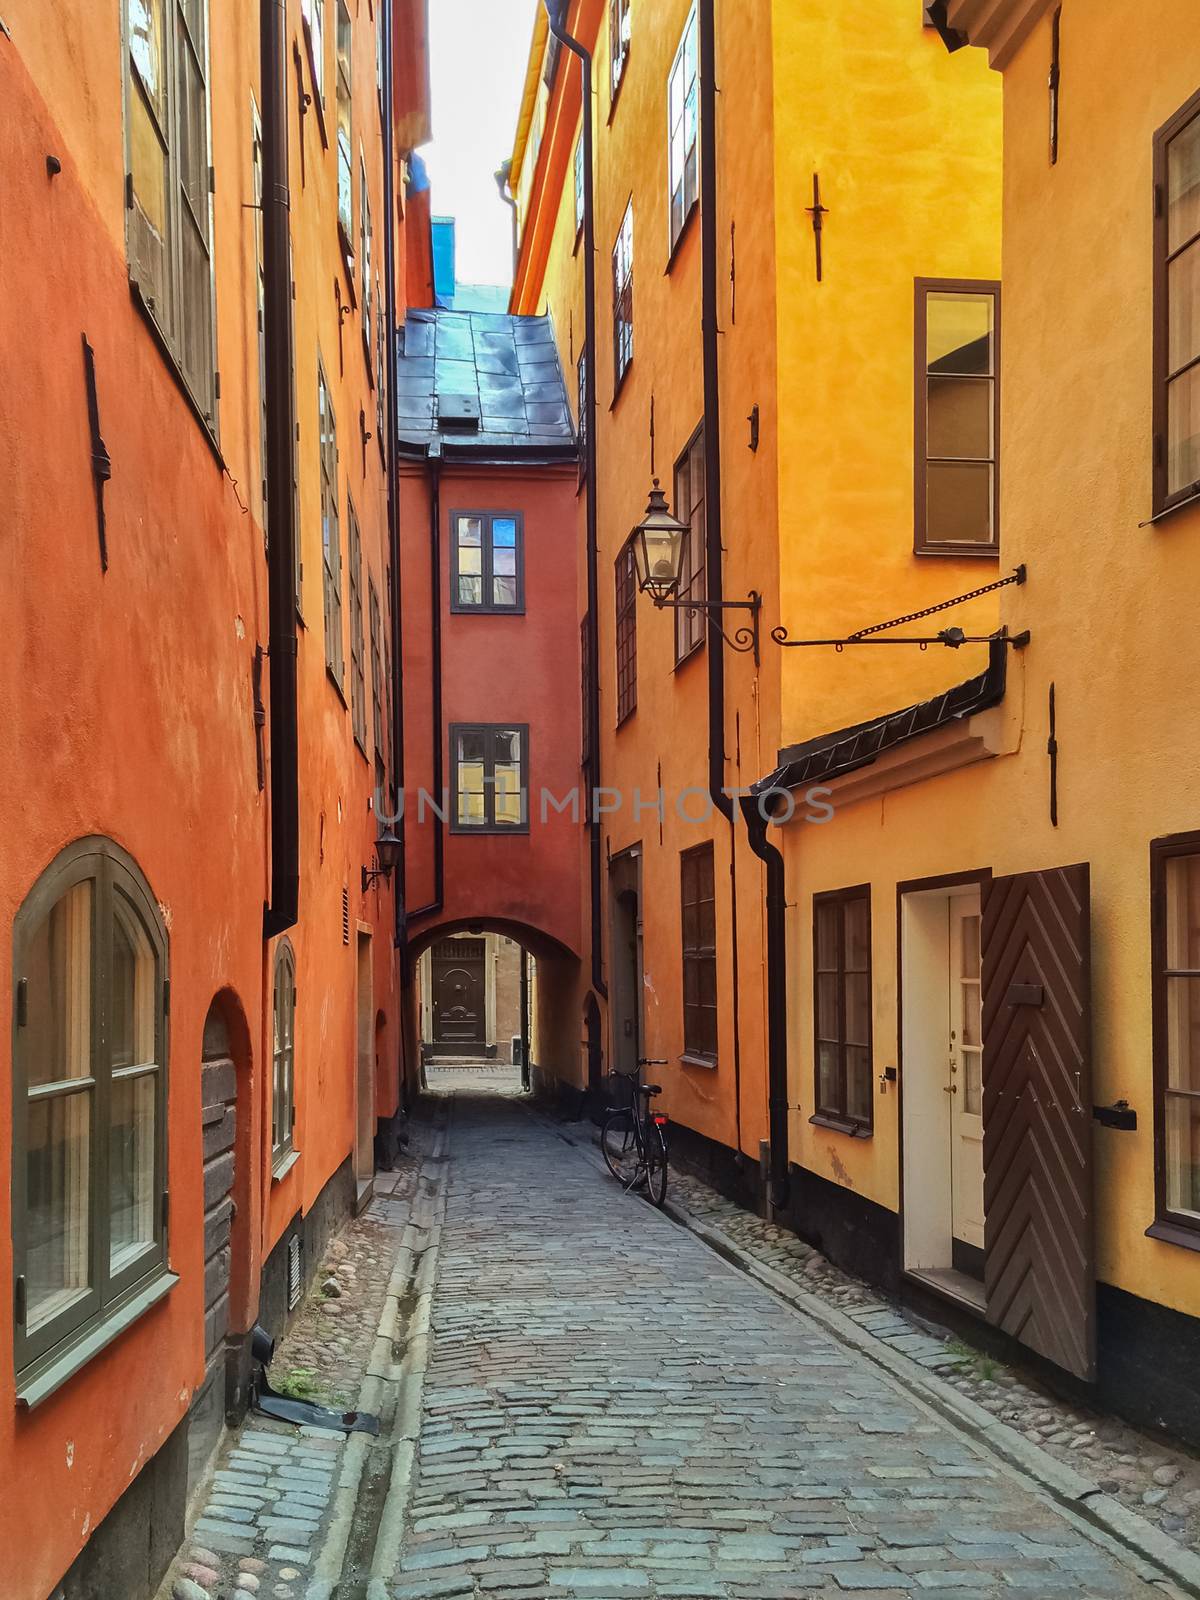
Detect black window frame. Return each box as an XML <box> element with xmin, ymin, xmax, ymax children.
<box><xmin>449</xmin><ymin>510</ymin><xmax>526</xmax><ymax>614</ymax></box>
<box><xmin>666</xmin><ymin>4</ymin><xmax>699</xmax><ymax>258</ymax></box>
<box><xmin>612</xmin><ymin>201</ymin><xmax>634</xmax><ymax>397</ymax></box>
<box><xmin>673</xmin><ymin>422</ymin><xmax>707</xmax><ymax>665</ymax></box>
<box><xmin>335</xmin><ymin>0</ymin><xmax>354</xmax><ymax>270</ymax></box>
<box><xmin>348</xmin><ymin>498</ymin><xmax>367</xmax><ymax>754</ymax></box>
<box><xmin>122</xmin><ymin>0</ymin><xmax>219</xmax><ymax>443</ymax></box>
<box><xmin>610</xmin><ymin>0</ymin><xmax>631</xmax><ymax>110</ymax></box>
<box><xmin>450</xmin><ymin>723</ymin><xmax>530</xmax><ymax>835</ymax></box>
<box><xmin>812</xmin><ymin>885</ymin><xmax>874</xmax><ymax>1136</ymax></box>
<box><xmin>318</xmin><ymin>357</ymin><xmax>345</xmax><ymax>691</ymax></box>
<box><xmin>1153</xmin><ymin>89</ymin><xmax>1200</xmax><ymax>519</ymax></box>
<box><xmin>271</xmin><ymin>939</ymin><xmax>297</xmax><ymax>1170</ymax></box>
<box><xmin>914</xmin><ymin>278</ymin><xmax>1001</xmax><ymax>558</ymax></box>
<box><xmin>681</xmin><ymin>842</ymin><xmax>717</xmax><ymax>1065</ymax></box>
<box><xmin>615</xmin><ymin>537</ymin><xmax>638</xmax><ymax>726</ymax></box>
<box><xmin>11</xmin><ymin>837</ymin><xmax>173</xmax><ymax>1397</ymax></box>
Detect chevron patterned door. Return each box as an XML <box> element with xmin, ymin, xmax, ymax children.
<box><xmin>981</xmin><ymin>864</ymin><xmax>1096</xmax><ymax>1381</ymax></box>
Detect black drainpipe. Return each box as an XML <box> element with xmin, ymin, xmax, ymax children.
<box><xmin>544</xmin><ymin>1</ymin><xmax>606</xmax><ymax>1002</ymax></box>
<box><xmin>741</xmin><ymin>796</ymin><xmax>789</xmax><ymax>1211</ymax></box>
<box><xmin>698</xmin><ymin>0</ymin><xmax>746</xmax><ymax>1151</ymax></box>
<box><xmin>261</xmin><ymin>0</ymin><xmax>299</xmax><ymax>940</ymax></box>
<box><xmin>406</xmin><ymin>443</ymin><xmax>445</xmax><ymax>922</ymax></box>
<box><xmin>382</xmin><ymin>0</ymin><xmax>406</xmax><ymax>948</ymax></box>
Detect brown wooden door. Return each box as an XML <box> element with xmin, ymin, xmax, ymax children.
<box><xmin>432</xmin><ymin>939</ymin><xmax>486</xmax><ymax>1045</ymax></box>
<box><xmin>981</xmin><ymin>864</ymin><xmax>1095</xmax><ymax>1381</ymax></box>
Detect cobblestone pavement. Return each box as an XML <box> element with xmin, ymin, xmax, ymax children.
<box><xmin>425</xmin><ymin>1062</ymin><xmax>525</xmax><ymax>1095</ymax></box>
<box><xmin>668</xmin><ymin>1167</ymin><xmax>1200</xmax><ymax>1553</ymax></box>
<box><xmin>391</xmin><ymin>1091</ymin><xmax>1167</xmax><ymax>1599</ymax></box>
<box><xmin>159</xmin><ymin>1111</ymin><xmax>435</xmax><ymax>1600</ymax></box>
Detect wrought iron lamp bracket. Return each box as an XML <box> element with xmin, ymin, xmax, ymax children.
<box><xmin>651</xmin><ymin>590</ymin><xmax>762</xmax><ymax>663</ymax></box>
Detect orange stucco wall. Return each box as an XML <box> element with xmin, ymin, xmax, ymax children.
<box><xmin>510</xmin><ymin>0</ymin><xmax>1001</xmax><ymax>1171</ymax></box>
<box><xmin>1</xmin><ymin>0</ymin><xmax>412</xmax><ymax>1588</ymax></box>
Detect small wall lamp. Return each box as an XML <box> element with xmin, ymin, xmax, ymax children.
<box><xmin>630</xmin><ymin>479</ymin><xmax>761</xmax><ymax>662</ymax></box>
<box><xmin>362</xmin><ymin>825</ymin><xmax>402</xmax><ymax>893</ymax></box>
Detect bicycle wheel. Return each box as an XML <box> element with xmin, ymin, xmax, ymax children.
<box><xmin>601</xmin><ymin>1108</ymin><xmax>642</xmax><ymax>1188</ymax></box>
<box><xmin>644</xmin><ymin>1118</ymin><xmax>669</xmax><ymax>1208</ymax></box>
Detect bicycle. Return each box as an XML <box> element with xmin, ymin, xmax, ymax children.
<box><xmin>600</xmin><ymin>1059</ymin><xmax>670</xmax><ymax>1207</ymax></box>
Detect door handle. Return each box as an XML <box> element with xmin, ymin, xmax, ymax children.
<box><xmin>944</xmin><ymin>1084</ymin><xmax>958</xmax><ymax>1095</ymax></box>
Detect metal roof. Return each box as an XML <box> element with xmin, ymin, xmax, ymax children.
<box><xmin>395</xmin><ymin>307</ymin><xmax>577</xmax><ymax>462</ymax></box>
<box><xmin>752</xmin><ymin>638</ymin><xmax>1008</xmax><ymax>796</ymax></box>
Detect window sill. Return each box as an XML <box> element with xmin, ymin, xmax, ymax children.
<box><xmin>615</xmin><ymin>707</ymin><xmax>636</xmax><ymax>731</ymax></box>
<box><xmin>913</xmin><ymin>543</ymin><xmax>1000</xmax><ymax>560</ymax></box>
<box><xmin>665</xmin><ymin>201</ymin><xmax>699</xmax><ymax>276</ymax></box>
<box><xmin>573</xmin><ymin>222</ymin><xmax>584</xmax><ymax>259</ymax></box>
<box><xmin>679</xmin><ymin>1052</ymin><xmax>717</xmax><ymax>1071</ymax></box>
<box><xmin>1145</xmin><ymin>1217</ymin><xmax>1200</xmax><ymax>1254</ymax></box>
<box><xmin>674</xmin><ymin>636</ymin><xmax>706</xmax><ymax>673</ymax></box>
<box><xmin>610</xmin><ymin>360</ymin><xmax>634</xmax><ymax>411</ymax></box>
<box><xmin>608</xmin><ymin>58</ymin><xmax>629</xmax><ymax>125</ymax></box>
<box><xmin>272</xmin><ymin>1147</ymin><xmax>301</xmax><ymax>1183</ymax></box>
<box><xmin>129</xmin><ymin>281</ymin><xmax>223</xmax><ymax>467</ymax></box>
<box><xmin>448</xmin><ymin>603</ymin><xmax>527</xmax><ymax>617</ymax></box>
<box><xmin>327</xmin><ymin>665</ymin><xmax>348</xmax><ymax>708</ymax></box>
<box><xmin>17</xmin><ymin>1269</ymin><xmax>178</xmax><ymax>1411</ymax></box>
<box><xmin>1143</xmin><ymin>485</ymin><xmax>1200</xmax><ymax>528</ymax></box>
<box><xmin>448</xmin><ymin>824</ymin><xmax>531</xmax><ymax>837</ymax></box>
<box><xmin>809</xmin><ymin>1112</ymin><xmax>873</xmax><ymax>1139</ymax></box>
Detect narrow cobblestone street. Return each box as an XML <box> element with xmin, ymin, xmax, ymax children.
<box><xmin>387</xmin><ymin>1089</ymin><xmax>1174</xmax><ymax>1600</ymax></box>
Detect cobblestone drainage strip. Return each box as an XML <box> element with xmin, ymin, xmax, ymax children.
<box><xmin>305</xmin><ymin>1124</ymin><xmax>448</xmax><ymax>1600</ymax></box>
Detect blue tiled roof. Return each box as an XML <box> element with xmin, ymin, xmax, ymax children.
<box><xmin>395</xmin><ymin>308</ymin><xmax>577</xmax><ymax>459</ymax></box>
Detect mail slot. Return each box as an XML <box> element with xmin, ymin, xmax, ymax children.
<box><xmin>1007</xmin><ymin>982</ymin><xmax>1044</xmax><ymax>1006</ymax></box>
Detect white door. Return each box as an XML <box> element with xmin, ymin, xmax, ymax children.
<box><xmin>949</xmin><ymin>894</ymin><xmax>985</xmax><ymax>1250</ymax></box>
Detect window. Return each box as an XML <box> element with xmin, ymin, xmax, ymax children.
<box><xmin>580</xmin><ymin>613</ymin><xmax>592</xmax><ymax>770</ymax></box>
<box><xmin>376</xmin><ymin>0</ymin><xmax>384</xmax><ymax>113</ymax></box>
<box><xmin>12</xmin><ymin>838</ymin><xmax>170</xmax><ymax>1390</ymax></box>
<box><xmin>610</xmin><ymin>0</ymin><xmax>631</xmax><ymax>103</ymax></box>
<box><xmin>1154</xmin><ymin>92</ymin><xmax>1200</xmax><ymax>513</ymax></box>
<box><xmin>302</xmin><ymin>0</ymin><xmax>325</xmax><ymax>107</ymax></box>
<box><xmin>272</xmin><ymin>941</ymin><xmax>296</xmax><ymax>1166</ymax></box>
<box><xmin>673</xmin><ymin>424</ymin><xmax>706</xmax><ymax>662</ymax></box>
<box><xmin>348</xmin><ymin>500</ymin><xmax>366</xmax><ymax>752</ymax></box>
<box><xmin>813</xmin><ymin>888</ymin><xmax>874</xmax><ymax>1133</ymax></box>
<box><xmin>451</xmin><ymin>512</ymin><xmax>524</xmax><ymax>612</ymax></box>
<box><xmin>451</xmin><ymin>725</ymin><xmax>529</xmax><ymax>833</ymax></box>
<box><xmin>361</xmin><ymin>157</ymin><xmax>374</xmax><ymax>366</ymax></box>
<box><xmin>319</xmin><ymin>361</ymin><xmax>344</xmax><ymax>687</ymax></box>
<box><xmin>576</xmin><ymin>347</ymin><xmax>588</xmax><ymax>474</ymax></box>
<box><xmin>574</xmin><ymin>136</ymin><xmax>585</xmax><ymax>239</ymax></box>
<box><xmin>1151</xmin><ymin>837</ymin><xmax>1200</xmax><ymax>1242</ymax></box>
<box><xmin>615</xmin><ymin>537</ymin><xmax>637</xmax><ymax>724</ymax></box>
<box><xmin>375</xmin><ymin>272</ymin><xmax>387</xmax><ymax>448</ymax></box>
<box><xmin>681</xmin><ymin>844</ymin><xmax>717</xmax><ymax>1063</ymax></box>
<box><xmin>914</xmin><ymin>280</ymin><xmax>1000</xmax><ymax>555</ymax></box>
<box><xmin>612</xmin><ymin>201</ymin><xmax>634</xmax><ymax>391</ymax></box>
<box><xmin>252</xmin><ymin>103</ymin><xmax>267</xmax><ymax>532</ymax></box>
<box><xmin>336</xmin><ymin>1</ymin><xmax>353</xmax><ymax>260</ymax></box>
<box><xmin>667</xmin><ymin>7</ymin><xmax>699</xmax><ymax>253</ymax></box>
<box><xmin>369</xmin><ymin>576</ymin><xmax>385</xmax><ymax>776</ymax></box>
<box><xmin>124</xmin><ymin>0</ymin><xmax>217</xmax><ymax>428</ymax></box>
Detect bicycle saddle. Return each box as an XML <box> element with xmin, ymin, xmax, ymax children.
<box><xmin>639</xmin><ymin>1083</ymin><xmax>662</xmax><ymax>1097</ymax></box>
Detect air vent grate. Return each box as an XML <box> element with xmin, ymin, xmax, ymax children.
<box><xmin>342</xmin><ymin>885</ymin><xmax>350</xmax><ymax>945</ymax></box>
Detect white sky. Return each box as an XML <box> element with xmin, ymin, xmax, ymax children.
<box><xmin>424</xmin><ymin>0</ymin><xmax>540</xmax><ymax>290</ymax></box>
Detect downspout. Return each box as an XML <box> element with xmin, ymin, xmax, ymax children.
<box><xmin>406</xmin><ymin>443</ymin><xmax>445</xmax><ymax>921</ymax></box>
<box><xmin>494</xmin><ymin>159</ymin><xmax>520</xmax><ymax>285</ymax></box>
<box><xmin>544</xmin><ymin>0</ymin><xmax>606</xmax><ymax>1001</ymax></box>
<box><xmin>382</xmin><ymin>0</ymin><xmax>406</xmax><ymax>944</ymax></box>
<box><xmin>261</xmin><ymin>0</ymin><xmax>299</xmax><ymax>940</ymax></box>
<box><xmin>741</xmin><ymin>796</ymin><xmax>789</xmax><ymax>1211</ymax></box>
<box><xmin>698</xmin><ymin>0</ymin><xmax>745</xmax><ymax>1153</ymax></box>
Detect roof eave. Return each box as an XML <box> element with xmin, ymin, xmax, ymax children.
<box><xmin>943</xmin><ymin>0</ymin><xmax>1057</xmax><ymax>68</ymax></box>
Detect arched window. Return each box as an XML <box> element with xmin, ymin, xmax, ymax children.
<box><xmin>272</xmin><ymin>941</ymin><xmax>297</xmax><ymax>1170</ymax></box>
<box><xmin>12</xmin><ymin>838</ymin><xmax>170</xmax><ymax>1394</ymax></box>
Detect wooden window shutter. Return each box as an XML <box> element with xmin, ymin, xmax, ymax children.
<box><xmin>174</xmin><ymin>0</ymin><xmax>216</xmax><ymax>419</ymax></box>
